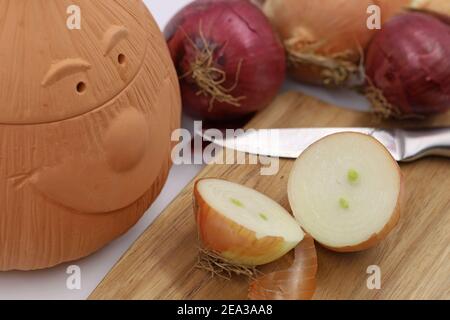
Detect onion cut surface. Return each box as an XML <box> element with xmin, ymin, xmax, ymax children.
<box><xmin>288</xmin><ymin>133</ymin><xmax>403</xmax><ymax>252</ymax></box>
<box><xmin>194</xmin><ymin>179</ymin><xmax>304</xmax><ymax>266</ymax></box>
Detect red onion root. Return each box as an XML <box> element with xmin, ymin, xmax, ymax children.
<box><xmin>365</xmin><ymin>83</ymin><xmax>425</xmax><ymax>120</ymax></box>
<box><xmin>179</xmin><ymin>25</ymin><xmax>246</xmax><ymax>112</ymax></box>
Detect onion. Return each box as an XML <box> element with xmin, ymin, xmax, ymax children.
<box><xmin>194</xmin><ymin>178</ymin><xmax>304</xmax><ymax>267</ymax></box>
<box><xmin>288</xmin><ymin>132</ymin><xmax>403</xmax><ymax>252</ymax></box>
<box><xmin>365</xmin><ymin>12</ymin><xmax>450</xmax><ymax>118</ymax></box>
<box><xmin>194</xmin><ymin>178</ymin><xmax>317</xmax><ymax>299</ymax></box>
<box><xmin>165</xmin><ymin>0</ymin><xmax>286</xmax><ymax>121</ymax></box>
<box><xmin>261</xmin><ymin>0</ymin><xmax>409</xmax><ymax>86</ymax></box>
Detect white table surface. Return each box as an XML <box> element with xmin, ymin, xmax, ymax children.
<box><xmin>0</xmin><ymin>0</ymin><xmax>369</xmax><ymax>300</ymax></box>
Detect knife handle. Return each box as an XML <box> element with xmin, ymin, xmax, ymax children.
<box><xmin>401</xmin><ymin>128</ymin><xmax>450</xmax><ymax>162</ymax></box>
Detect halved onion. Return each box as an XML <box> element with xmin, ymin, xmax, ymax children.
<box><xmin>288</xmin><ymin>133</ymin><xmax>403</xmax><ymax>252</ymax></box>
<box><xmin>194</xmin><ymin>178</ymin><xmax>304</xmax><ymax>266</ymax></box>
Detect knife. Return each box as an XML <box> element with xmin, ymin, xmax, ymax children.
<box><xmin>198</xmin><ymin>127</ymin><xmax>450</xmax><ymax>162</ymax></box>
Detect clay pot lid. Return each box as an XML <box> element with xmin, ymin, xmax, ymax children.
<box><xmin>0</xmin><ymin>0</ymin><xmax>151</xmax><ymax>125</ymax></box>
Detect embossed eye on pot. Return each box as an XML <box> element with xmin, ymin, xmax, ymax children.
<box><xmin>118</xmin><ymin>53</ymin><xmax>126</xmax><ymax>65</ymax></box>
<box><xmin>76</xmin><ymin>81</ymin><xmax>87</xmax><ymax>94</ymax></box>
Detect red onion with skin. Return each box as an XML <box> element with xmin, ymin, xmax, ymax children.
<box><xmin>365</xmin><ymin>12</ymin><xmax>450</xmax><ymax>118</ymax></box>
<box><xmin>165</xmin><ymin>0</ymin><xmax>286</xmax><ymax>121</ymax></box>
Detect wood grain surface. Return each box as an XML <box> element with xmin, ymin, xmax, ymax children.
<box><xmin>90</xmin><ymin>92</ymin><xmax>450</xmax><ymax>300</ymax></box>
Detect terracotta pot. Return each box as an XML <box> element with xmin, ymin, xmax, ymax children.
<box><xmin>0</xmin><ymin>0</ymin><xmax>181</xmax><ymax>270</ymax></box>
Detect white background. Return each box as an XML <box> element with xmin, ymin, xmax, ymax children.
<box><xmin>0</xmin><ymin>0</ymin><xmax>368</xmax><ymax>300</ymax></box>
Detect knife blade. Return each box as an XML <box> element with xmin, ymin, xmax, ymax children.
<box><xmin>197</xmin><ymin>127</ymin><xmax>450</xmax><ymax>162</ymax></box>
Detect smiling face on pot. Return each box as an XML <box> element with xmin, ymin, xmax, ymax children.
<box><xmin>0</xmin><ymin>0</ymin><xmax>181</xmax><ymax>271</ymax></box>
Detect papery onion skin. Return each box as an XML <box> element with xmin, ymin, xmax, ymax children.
<box><xmin>411</xmin><ymin>0</ymin><xmax>450</xmax><ymax>20</ymax></box>
<box><xmin>193</xmin><ymin>179</ymin><xmax>300</xmax><ymax>266</ymax></box>
<box><xmin>248</xmin><ymin>234</ymin><xmax>318</xmax><ymax>300</ymax></box>
<box><xmin>365</xmin><ymin>12</ymin><xmax>450</xmax><ymax>117</ymax></box>
<box><xmin>262</xmin><ymin>0</ymin><xmax>409</xmax><ymax>86</ymax></box>
<box><xmin>165</xmin><ymin>0</ymin><xmax>286</xmax><ymax>121</ymax></box>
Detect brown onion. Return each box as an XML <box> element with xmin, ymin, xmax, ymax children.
<box><xmin>193</xmin><ymin>178</ymin><xmax>317</xmax><ymax>300</ymax></box>
<box><xmin>262</xmin><ymin>0</ymin><xmax>409</xmax><ymax>86</ymax></box>
<box><xmin>194</xmin><ymin>179</ymin><xmax>304</xmax><ymax>268</ymax></box>
<box><xmin>165</xmin><ymin>0</ymin><xmax>286</xmax><ymax>121</ymax></box>
<box><xmin>365</xmin><ymin>12</ymin><xmax>450</xmax><ymax>118</ymax></box>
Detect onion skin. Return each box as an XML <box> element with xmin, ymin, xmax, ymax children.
<box><xmin>411</xmin><ymin>0</ymin><xmax>450</xmax><ymax>20</ymax></box>
<box><xmin>165</xmin><ymin>0</ymin><xmax>286</xmax><ymax>121</ymax></box>
<box><xmin>248</xmin><ymin>234</ymin><xmax>317</xmax><ymax>300</ymax></box>
<box><xmin>193</xmin><ymin>179</ymin><xmax>298</xmax><ymax>266</ymax></box>
<box><xmin>262</xmin><ymin>0</ymin><xmax>409</xmax><ymax>86</ymax></box>
<box><xmin>365</xmin><ymin>12</ymin><xmax>450</xmax><ymax>117</ymax></box>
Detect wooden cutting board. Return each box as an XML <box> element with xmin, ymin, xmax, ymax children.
<box><xmin>90</xmin><ymin>92</ymin><xmax>450</xmax><ymax>300</ymax></box>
